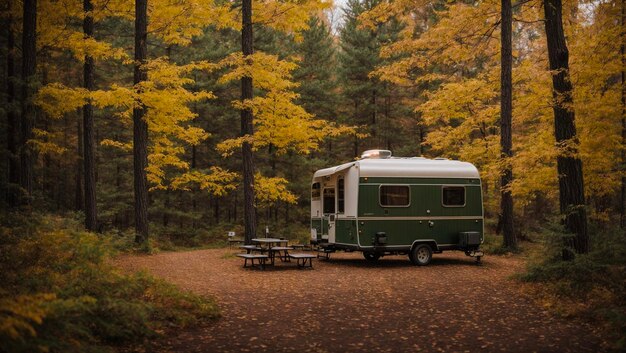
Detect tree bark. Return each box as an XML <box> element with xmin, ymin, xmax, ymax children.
<box><xmin>241</xmin><ymin>0</ymin><xmax>257</xmax><ymax>244</ymax></box>
<box><xmin>133</xmin><ymin>0</ymin><xmax>149</xmax><ymax>243</ymax></box>
<box><xmin>6</xmin><ymin>7</ymin><xmax>19</xmax><ymax>207</ymax></box>
<box><xmin>619</xmin><ymin>0</ymin><xmax>626</xmax><ymax>229</ymax></box>
<box><xmin>191</xmin><ymin>144</ymin><xmax>196</xmax><ymax>228</ymax></box>
<box><xmin>76</xmin><ymin>119</ymin><xmax>84</xmax><ymax>211</ymax></box>
<box><xmin>20</xmin><ymin>0</ymin><xmax>37</xmax><ymax>204</ymax></box>
<box><xmin>500</xmin><ymin>0</ymin><xmax>516</xmax><ymax>249</ymax></box>
<box><xmin>83</xmin><ymin>0</ymin><xmax>98</xmax><ymax>231</ymax></box>
<box><xmin>544</xmin><ymin>0</ymin><xmax>589</xmax><ymax>256</ymax></box>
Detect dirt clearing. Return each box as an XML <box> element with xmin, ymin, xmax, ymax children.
<box><xmin>116</xmin><ymin>249</ymin><xmax>607</xmax><ymax>352</ymax></box>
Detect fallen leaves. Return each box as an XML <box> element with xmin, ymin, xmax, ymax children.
<box><xmin>115</xmin><ymin>249</ymin><xmax>607</xmax><ymax>353</ymax></box>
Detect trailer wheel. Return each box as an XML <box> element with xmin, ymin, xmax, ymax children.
<box><xmin>410</xmin><ymin>244</ymin><xmax>432</xmax><ymax>266</ymax></box>
<box><xmin>363</xmin><ymin>251</ymin><xmax>380</xmax><ymax>262</ymax></box>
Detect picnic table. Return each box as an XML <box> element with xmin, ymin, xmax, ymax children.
<box><xmin>252</xmin><ymin>238</ymin><xmax>291</xmax><ymax>263</ymax></box>
<box><xmin>236</xmin><ymin>238</ymin><xmax>315</xmax><ymax>270</ymax></box>
<box><xmin>251</xmin><ymin>238</ymin><xmax>289</xmax><ymax>247</ymax></box>
<box><xmin>236</xmin><ymin>253</ymin><xmax>269</xmax><ymax>269</ymax></box>
<box><xmin>289</xmin><ymin>253</ymin><xmax>316</xmax><ymax>268</ymax></box>
<box><xmin>239</xmin><ymin>245</ymin><xmax>262</xmax><ymax>254</ymax></box>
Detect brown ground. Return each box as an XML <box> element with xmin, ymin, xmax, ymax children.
<box><xmin>116</xmin><ymin>249</ymin><xmax>608</xmax><ymax>353</ymax></box>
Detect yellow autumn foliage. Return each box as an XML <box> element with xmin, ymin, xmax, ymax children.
<box><xmin>170</xmin><ymin>168</ymin><xmax>238</xmax><ymax>196</ymax></box>
<box><xmin>362</xmin><ymin>0</ymin><xmax>624</xmax><ymax>220</ymax></box>
<box><xmin>252</xmin><ymin>0</ymin><xmax>332</xmax><ymax>41</ymax></box>
<box><xmin>254</xmin><ymin>173</ymin><xmax>298</xmax><ymax>206</ymax></box>
<box><xmin>30</xmin><ymin>0</ymin><xmax>349</xmax><ymax>206</ymax></box>
<box><xmin>217</xmin><ymin>52</ymin><xmax>355</xmax><ymax>156</ymax></box>
<box><xmin>0</xmin><ymin>293</ymin><xmax>56</xmax><ymax>341</ymax></box>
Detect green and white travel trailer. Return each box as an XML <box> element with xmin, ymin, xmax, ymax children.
<box><xmin>310</xmin><ymin>150</ymin><xmax>484</xmax><ymax>265</ymax></box>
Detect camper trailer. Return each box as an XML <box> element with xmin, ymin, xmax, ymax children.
<box><xmin>310</xmin><ymin>150</ymin><xmax>484</xmax><ymax>265</ymax></box>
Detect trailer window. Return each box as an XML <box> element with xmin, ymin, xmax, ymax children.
<box><xmin>337</xmin><ymin>178</ymin><xmax>345</xmax><ymax>214</ymax></box>
<box><xmin>323</xmin><ymin>188</ymin><xmax>335</xmax><ymax>214</ymax></box>
<box><xmin>442</xmin><ymin>186</ymin><xmax>465</xmax><ymax>207</ymax></box>
<box><xmin>379</xmin><ymin>185</ymin><xmax>410</xmax><ymax>207</ymax></box>
<box><xmin>311</xmin><ymin>183</ymin><xmax>321</xmax><ymax>199</ymax></box>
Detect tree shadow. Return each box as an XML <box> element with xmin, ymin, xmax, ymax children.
<box><xmin>321</xmin><ymin>255</ymin><xmax>483</xmax><ymax>269</ymax></box>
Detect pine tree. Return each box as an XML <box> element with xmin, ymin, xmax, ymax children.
<box><xmin>339</xmin><ymin>0</ymin><xmax>380</xmax><ymax>157</ymax></box>
<box><xmin>338</xmin><ymin>0</ymin><xmax>407</xmax><ymax>157</ymax></box>
<box><xmin>294</xmin><ymin>16</ymin><xmax>338</xmax><ymax>123</ymax></box>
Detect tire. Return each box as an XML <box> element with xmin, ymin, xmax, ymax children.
<box><xmin>410</xmin><ymin>244</ymin><xmax>432</xmax><ymax>266</ymax></box>
<box><xmin>363</xmin><ymin>251</ymin><xmax>381</xmax><ymax>262</ymax></box>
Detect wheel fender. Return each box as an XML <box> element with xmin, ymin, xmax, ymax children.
<box><xmin>410</xmin><ymin>239</ymin><xmax>438</xmax><ymax>252</ymax></box>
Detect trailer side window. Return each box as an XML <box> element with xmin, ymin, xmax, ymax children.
<box><xmin>379</xmin><ymin>185</ymin><xmax>410</xmax><ymax>207</ymax></box>
<box><xmin>442</xmin><ymin>186</ymin><xmax>465</xmax><ymax>207</ymax></box>
<box><xmin>323</xmin><ymin>188</ymin><xmax>336</xmax><ymax>214</ymax></box>
<box><xmin>337</xmin><ymin>178</ymin><xmax>345</xmax><ymax>214</ymax></box>
<box><xmin>312</xmin><ymin>183</ymin><xmax>321</xmax><ymax>199</ymax></box>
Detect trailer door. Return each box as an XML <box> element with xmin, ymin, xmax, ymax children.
<box><xmin>323</xmin><ymin>187</ymin><xmax>335</xmax><ymax>241</ymax></box>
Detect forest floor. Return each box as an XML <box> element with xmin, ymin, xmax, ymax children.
<box><xmin>116</xmin><ymin>249</ymin><xmax>609</xmax><ymax>353</ymax></box>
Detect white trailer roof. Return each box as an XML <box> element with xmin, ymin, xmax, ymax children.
<box><xmin>313</xmin><ymin>162</ymin><xmax>356</xmax><ymax>178</ymax></box>
<box><xmin>313</xmin><ymin>158</ymin><xmax>480</xmax><ymax>180</ymax></box>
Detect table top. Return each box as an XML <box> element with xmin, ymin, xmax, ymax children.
<box><xmin>251</xmin><ymin>238</ymin><xmax>288</xmax><ymax>243</ymax></box>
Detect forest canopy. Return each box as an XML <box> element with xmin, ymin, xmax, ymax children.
<box><xmin>0</xmin><ymin>0</ymin><xmax>624</xmax><ymax>246</ymax></box>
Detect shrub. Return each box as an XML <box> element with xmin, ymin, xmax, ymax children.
<box><xmin>0</xmin><ymin>212</ymin><xmax>219</xmax><ymax>353</ymax></box>
<box><xmin>519</xmin><ymin>221</ymin><xmax>626</xmax><ymax>350</ymax></box>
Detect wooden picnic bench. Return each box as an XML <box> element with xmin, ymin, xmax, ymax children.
<box><xmin>270</xmin><ymin>246</ymin><xmax>293</xmax><ymax>262</ymax></box>
<box><xmin>236</xmin><ymin>254</ymin><xmax>269</xmax><ymax>269</ymax></box>
<box><xmin>316</xmin><ymin>248</ymin><xmax>334</xmax><ymax>260</ymax></box>
<box><xmin>239</xmin><ymin>245</ymin><xmax>262</xmax><ymax>254</ymax></box>
<box><xmin>290</xmin><ymin>244</ymin><xmax>312</xmax><ymax>251</ymax></box>
<box><xmin>289</xmin><ymin>253</ymin><xmax>316</xmax><ymax>268</ymax></box>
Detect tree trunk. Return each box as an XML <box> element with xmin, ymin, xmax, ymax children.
<box><xmin>353</xmin><ymin>100</ymin><xmax>359</xmax><ymax>157</ymax></box>
<box><xmin>620</xmin><ymin>0</ymin><xmax>626</xmax><ymax>229</ymax></box>
<box><xmin>6</xmin><ymin>8</ymin><xmax>19</xmax><ymax>207</ymax></box>
<box><xmin>214</xmin><ymin>196</ymin><xmax>220</xmax><ymax>223</ymax></box>
<box><xmin>419</xmin><ymin>125</ymin><xmax>426</xmax><ymax>156</ymax></box>
<box><xmin>500</xmin><ymin>0</ymin><xmax>516</xmax><ymax>249</ymax></box>
<box><xmin>61</xmin><ymin>115</ymin><xmax>69</xmax><ymax>209</ymax></box>
<box><xmin>83</xmin><ymin>0</ymin><xmax>98</xmax><ymax>231</ymax></box>
<box><xmin>133</xmin><ymin>0</ymin><xmax>149</xmax><ymax>243</ymax></box>
<box><xmin>163</xmin><ymin>190</ymin><xmax>169</xmax><ymax>227</ymax></box>
<box><xmin>191</xmin><ymin>144</ymin><xmax>196</xmax><ymax>228</ymax></box>
<box><xmin>544</xmin><ymin>0</ymin><xmax>589</xmax><ymax>257</ymax></box>
<box><xmin>20</xmin><ymin>0</ymin><xmax>37</xmax><ymax>204</ymax></box>
<box><xmin>114</xmin><ymin>153</ymin><xmax>121</xmax><ymax>228</ymax></box>
<box><xmin>76</xmin><ymin>119</ymin><xmax>84</xmax><ymax>211</ymax></box>
<box><xmin>241</xmin><ymin>0</ymin><xmax>257</xmax><ymax>244</ymax></box>
<box><xmin>371</xmin><ymin>89</ymin><xmax>377</xmax><ymax>141</ymax></box>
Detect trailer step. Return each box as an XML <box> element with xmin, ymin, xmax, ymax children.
<box><xmin>467</xmin><ymin>250</ymin><xmax>484</xmax><ymax>257</ymax></box>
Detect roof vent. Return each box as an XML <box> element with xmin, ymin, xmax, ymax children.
<box><xmin>361</xmin><ymin>150</ymin><xmax>392</xmax><ymax>159</ymax></box>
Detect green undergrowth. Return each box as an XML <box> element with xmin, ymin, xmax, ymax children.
<box><xmin>479</xmin><ymin>217</ymin><xmax>527</xmax><ymax>255</ymax></box>
<box><xmin>480</xmin><ymin>232</ymin><xmax>511</xmax><ymax>255</ymax></box>
<box><xmin>124</xmin><ymin>221</ymin><xmax>312</xmax><ymax>251</ymax></box>
<box><xmin>519</xmin><ymin>222</ymin><xmax>626</xmax><ymax>350</ymax></box>
<box><xmin>0</xmin><ymin>212</ymin><xmax>220</xmax><ymax>353</ymax></box>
